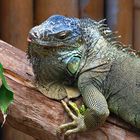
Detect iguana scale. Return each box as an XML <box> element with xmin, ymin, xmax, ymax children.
<box><xmin>27</xmin><ymin>15</ymin><xmax>140</xmax><ymax>135</ymax></box>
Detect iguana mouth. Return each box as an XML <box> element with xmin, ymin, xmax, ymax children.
<box><xmin>27</xmin><ymin>36</ymin><xmax>65</xmax><ymax>49</ymax></box>
<box><xmin>28</xmin><ymin>42</ymin><xmax>65</xmax><ymax>51</ymax></box>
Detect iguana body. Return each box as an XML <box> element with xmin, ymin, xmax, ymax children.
<box><xmin>27</xmin><ymin>15</ymin><xmax>140</xmax><ymax>135</ymax></box>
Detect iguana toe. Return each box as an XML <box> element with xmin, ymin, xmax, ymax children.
<box><xmin>58</xmin><ymin>100</ymin><xmax>87</xmax><ymax>136</ymax></box>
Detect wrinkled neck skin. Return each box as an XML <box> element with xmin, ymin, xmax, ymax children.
<box><xmin>27</xmin><ymin>42</ymin><xmax>86</xmax><ymax>86</ymax></box>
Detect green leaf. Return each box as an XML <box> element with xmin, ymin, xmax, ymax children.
<box><xmin>79</xmin><ymin>105</ymin><xmax>87</xmax><ymax>115</ymax></box>
<box><xmin>0</xmin><ymin>63</ymin><xmax>14</xmax><ymax>114</ymax></box>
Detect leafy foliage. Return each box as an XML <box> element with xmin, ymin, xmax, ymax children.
<box><xmin>0</xmin><ymin>63</ymin><xmax>14</xmax><ymax>114</ymax></box>
<box><xmin>79</xmin><ymin>105</ymin><xmax>87</xmax><ymax>115</ymax></box>
<box><xmin>69</xmin><ymin>101</ymin><xmax>87</xmax><ymax>116</ymax></box>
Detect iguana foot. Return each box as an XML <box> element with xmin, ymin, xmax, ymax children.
<box><xmin>58</xmin><ymin>100</ymin><xmax>87</xmax><ymax>136</ymax></box>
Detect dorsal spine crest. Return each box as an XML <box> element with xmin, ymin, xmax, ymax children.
<box><xmin>97</xmin><ymin>19</ymin><xmax>139</xmax><ymax>58</ymax></box>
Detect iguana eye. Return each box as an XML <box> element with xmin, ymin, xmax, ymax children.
<box><xmin>55</xmin><ymin>31</ymin><xmax>70</xmax><ymax>39</ymax></box>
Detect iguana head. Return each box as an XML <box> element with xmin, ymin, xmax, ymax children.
<box><xmin>28</xmin><ymin>15</ymin><xmax>82</xmax><ymax>49</ymax></box>
<box><xmin>27</xmin><ymin>15</ymin><xmax>106</xmax><ymax>55</ymax></box>
<box><xmin>27</xmin><ymin>15</ymin><xmax>87</xmax><ymax>84</ymax></box>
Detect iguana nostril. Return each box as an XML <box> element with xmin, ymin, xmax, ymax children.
<box><xmin>27</xmin><ymin>31</ymin><xmax>38</xmax><ymax>42</ymax></box>
<box><xmin>34</xmin><ymin>32</ymin><xmax>38</xmax><ymax>37</ymax></box>
<box><xmin>32</xmin><ymin>30</ymin><xmax>39</xmax><ymax>38</ymax></box>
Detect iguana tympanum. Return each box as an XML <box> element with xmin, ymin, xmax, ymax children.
<box><xmin>27</xmin><ymin>15</ymin><xmax>140</xmax><ymax>136</ymax></box>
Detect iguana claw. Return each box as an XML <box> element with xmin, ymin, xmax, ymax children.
<box><xmin>58</xmin><ymin>100</ymin><xmax>87</xmax><ymax>136</ymax></box>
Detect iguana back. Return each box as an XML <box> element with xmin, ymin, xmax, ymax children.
<box><xmin>104</xmin><ymin>56</ymin><xmax>140</xmax><ymax>128</ymax></box>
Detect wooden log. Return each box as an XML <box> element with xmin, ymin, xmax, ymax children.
<box><xmin>0</xmin><ymin>40</ymin><xmax>140</xmax><ymax>140</ymax></box>
<box><xmin>79</xmin><ymin>0</ymin><xmax>104</xmax><ymax>20</ymax></box>
<box><xmin>0</xmin><ymin>0</ymin><xmax>33</xmax><ymax>51</ymax></box>
<box><xmin>106</xmin><ymin>0</ymin><xmax>133</xmax><ymax>45</ymax></box>
<box><xmin>134</xmin><ymin>0</ymin><xmax>140</xmax><ymax>50</ymax></box>
<box><xmin>3</xmin><ymin>124</ymin><xmax>34</xmax><ymax>140</ymax></box>
<box><xmin>34</xmin><ymin>0</ymin><xmax>79</xmax><ymax>25</ymax></box>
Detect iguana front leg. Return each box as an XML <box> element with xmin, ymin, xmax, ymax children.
<box><xmin>59</xmin><ymin>73</ymin><xmax>110</xmax><ymax>135</ymax></box>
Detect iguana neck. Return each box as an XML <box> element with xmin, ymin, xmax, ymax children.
<box><xmin>27</xmin><ymin>43</ymin><xmax>84</xmax><ymax>85</ymax></box>
<box><xmin>80</xmin><ymin>18</ymin><xmax>132</xmax><ymax>62</ymax></box>
<box><xmin>90</xmin><ymin>37</ymin><xmax>129</xmax><ymax>61</ymax></box>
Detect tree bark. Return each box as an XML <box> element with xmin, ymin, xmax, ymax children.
<box><xmin>0</xmin><ymin>40</ymin><xmax>140</xmax><ymax>140</ymax></box>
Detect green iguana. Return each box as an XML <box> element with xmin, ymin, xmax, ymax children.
<box><xmin>27</xmin><ymin>15</ymin><xmax>140</xmax><ymax>136</ymax></box>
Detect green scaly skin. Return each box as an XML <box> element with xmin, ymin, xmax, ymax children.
<box><xmin>27</xmin><ymin>15</ymin><xmax>140</xmax><ymax>136</ymax></box>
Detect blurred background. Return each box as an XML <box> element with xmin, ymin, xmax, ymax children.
<box><xmin>0</xmin><ymin>0</ymin><xmax>138</xmax><ymax>139</ymax></box>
